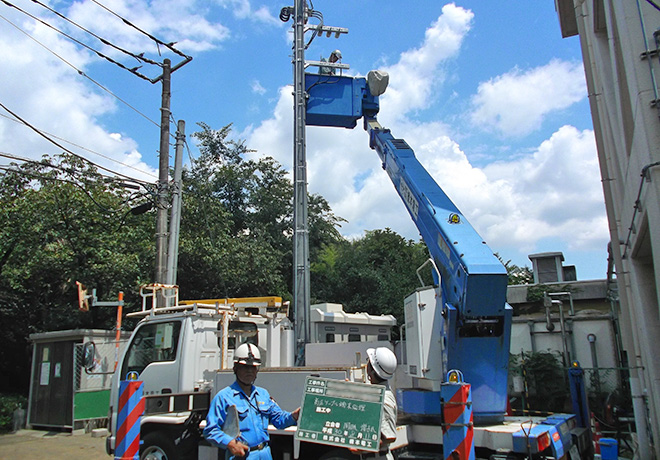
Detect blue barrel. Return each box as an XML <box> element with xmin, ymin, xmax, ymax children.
<box><xmin>598</xmin><ymin>437</ymin><xmax>618</xmax><ymax>460</ymax></box>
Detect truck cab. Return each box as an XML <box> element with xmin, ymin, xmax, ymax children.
<box><xmin>106</xmin><ymin>285</ymin><xmax>396</xmax><ymax>459</ymax></box>
<box><xmin>106</xmin><ymin>285</ymin><xmax>294</xmax><ymax>458</ymax></box>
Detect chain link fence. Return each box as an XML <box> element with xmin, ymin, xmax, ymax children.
<box><xmin>509</xmin><ymin>352</ymin><xmax>632</xmax><ymax>415</ymax></box>
<box><xmin>74</xmin><ymin>340</ymin><xmax>125</xmax><ymax>392</ymax></box>
<box><xmin>508</xmin><ymin>351</ymin><xmax>637</xmax><ymax>456</ymax></box>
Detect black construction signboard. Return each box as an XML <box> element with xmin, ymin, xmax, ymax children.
<box><xmin>295</xmin><ymin>377</ymin><xmax>385</xmax><ymax>452</ymax></box>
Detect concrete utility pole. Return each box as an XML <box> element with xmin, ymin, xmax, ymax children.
<box><xmin>166</xmin><ymin>120</ymin><xmax>185</xmax><ymax>288</ymax></box>
<box><xmin>155</xmin><ymin>59</ymin><xmax>172</xmax><ymax>285</ymax></box>
<box><xmin>292</xmin><ymin>0</ymin><xmax>310</xmax><ymax>365</ymax></box>
<box><xmin>287</xmin><ymin>1</ymin><xmax>348</xmax><ymax>365</ymax></box>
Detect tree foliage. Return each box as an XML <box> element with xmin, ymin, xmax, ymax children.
<box><xmin>0</xmin><ymin>123</ymin><xmax>423</xmax><ymax>395</ymax></box>
<box><xmin>311</xmin><ymin>229</ymin><xmax>429</xmax><ymax>325</ymax></box>
<box><xmin>510</xmin><ymin>351</ymin><xmax>569</xmax><ymax>413</ymax></box>
<box><xmin>496</xmin><ymin>254</ymin><xmax>534</xmax><ymax>285</ymax></box>
<box><xmin>176</xmin><ymin>123</ymin><xmax>343</xmax><ymax>300</ymax></box>
<box><xmin>0</xmin><ymin>154</ymin><xmax>154</xmax><ymax>393</ymax></box>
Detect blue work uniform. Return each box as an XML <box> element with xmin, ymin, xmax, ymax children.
<box><xmin>204</xmin><ymin>381</ymin><xmax>297</xmax><ymax>459</ymax></box>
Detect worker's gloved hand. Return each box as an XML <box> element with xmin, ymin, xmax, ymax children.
<box><xmin>227</xmin><ymin>438</ymin><xmax>249</xmax><ymax>457</ymax></box>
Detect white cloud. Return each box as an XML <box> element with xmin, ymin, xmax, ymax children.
<box><xmin>246</xmin><ymin>6</ymin><xmax>607</xmax><ymax>265</ymax></box>
<box><xmin>0</xmin><ymin>9</ymin><xmax>157</xmax><ymax>181</ymax></box>
<box><xmin>480</xmin><ymin>125</ymin><xmax>607</xmax><ymax>250</ymax></box>
<box><xmin>251</xmin><ymin>80</ymin><xmax>267</xmax><ymax>95</ymax></box>
<box><xmin>66</xmin><ymin>0</ymin><xmax>231</xmax><ymax>56</ymax></box>
<box><xmin>215</xmin><ymin>0</ymin><xmax>280</xmax><ymax>25</ymax></box>
<box><xmin>252</xmin><ymin>6</ymin><xmax>282</xmax><ymax>26</ymax></box>
<box><xmin>469</xmin><ymin>59</ymin><xmax>587</xmax><ymax>137</ymax></box>
<box><xmin>1</xmin><ymin>0</ymin><xmax>606</xmax><ymax>277</ymax></box>
<box><xmin>378</xmin><ymin>4</ymin><xmax>473</xmax><ymax>123</ymax></box>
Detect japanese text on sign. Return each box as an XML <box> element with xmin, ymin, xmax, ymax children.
<box><xmin>295</xmin><ymin>377</ymin><xmax>385</xmax><ymax>452</ymax></box>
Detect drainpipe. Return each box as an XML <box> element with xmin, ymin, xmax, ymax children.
<box><xmin>588</xmin><ymin>333</ymin><xmax>601</xmax><ymax>395</ymax></box>
<box><xmin>544</xmin><ymin>296</ymin><xmax>555</xmax><ymax>332</ymax></box>
<box><xmin>528</xmin><ymin>320</ymin><xmax>536</xmax><ymax>353</ymax></box>
<box><xmin>545</xmin><ymin>295</ymin><xmax>571</xmax><ymax>368</ymax></box>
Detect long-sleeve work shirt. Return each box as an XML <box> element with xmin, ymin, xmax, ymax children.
<box><xmin>203</xmin><ymin>381</ymin><xmax>297</xmax><ymax>459</ymax></box>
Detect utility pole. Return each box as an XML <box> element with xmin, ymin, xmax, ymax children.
<box><xmin>292</xmin><ymin>0</ymin><xmax>310</xmax><ymax>365</ymax></box>
<box><xmin>166</xmin><ymin>120</ymin><xmax>185</xmax><ymax>288</ymax></box>
<box><xmin>285</xmin><ymin>1</ymin><xmax>347</xmax><ymax>365</ymax></box>
<box><xmin>155</xmin><ymin>59</ymin><xmax>171</xmax><ymax>286</ymax></box>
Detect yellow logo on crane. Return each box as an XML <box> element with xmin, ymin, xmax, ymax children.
<box><xmin>448</xmin><ymin>213</ymin><xmax>461</xmax><ymax>224</ymax></box>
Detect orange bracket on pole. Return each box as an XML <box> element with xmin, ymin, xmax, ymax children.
<box><xmin>115</xmin><ymin>291</ymin><xmax>124</xmax><ymax>371</ymax></box>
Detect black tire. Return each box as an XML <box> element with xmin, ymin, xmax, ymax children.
<box><xmin>140</xmin><ymin>431</ymin><xmax>178</xmax><ymax>460</ymax></box>
<box><xmin>318</xmin><ymin>448</ymin><xmax>355</xmax><ymax>460</ymax></box>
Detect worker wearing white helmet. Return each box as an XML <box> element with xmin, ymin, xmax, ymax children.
<box><xmin>329</xmin><ymin>49</ymin><xmax>342</xmax><ymax>63</ymax></box>
<box><xmin>350</xmin><ymin>347</ymin><xmax>398</xmax><ymax>460</ymax></box>
<box><xmin>203</xmin><ymin>343</ymin><xmax>301</xmax><ymax>459</ymax></box>
<box><xmin>320</xmin><ymin>49</ymin><xmax>342</xmax><ymax>75</ymax></box>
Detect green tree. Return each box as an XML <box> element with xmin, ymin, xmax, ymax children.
<box><xmin>311</xmin><ymin>229</ymin><xmax>428</xmax><ymax>325</ymax></box>
<box><xmin>496</xmin><ymin>254</ymin><xmax>534</xmax><ymax>285</ymax></box>
<box><xmin>176</xmin><ymin>123</ymin><xmax>344</xmax><ymax>300</ymax></box>
<box><xmin>0</xmin><ymin>153</ymin><xmax>154</xmax><ymax>393</ymax></box>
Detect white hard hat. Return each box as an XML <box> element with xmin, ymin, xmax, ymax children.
<box><xmin>234</xmin><ymin>343</ymin><xmax>261</xmax><ymax>366</ymax></box>
<box><xmin>330</xmin><ymin>49</ymin><xmax>342</xmax><ymax>60</ymax></box>
<box><xmin>367</xmin><ymin>347</ymin><xmax>397</xmax><ymax>380</ymax></box>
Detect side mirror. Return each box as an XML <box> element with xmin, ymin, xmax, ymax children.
<box><xmin>82</xmin><ymin>341</ymin><xmax>96</xmax><ymax>371</ymax></box>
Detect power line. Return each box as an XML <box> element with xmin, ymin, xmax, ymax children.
<box><xmin>0</xmin><ymin>13</ymin><xmax>161</xmax><ymax>130</ymax></box>
<box><xmin>89</xmin><ymin>0</ymin><xmax>191</xmax><ymax>61</ymax></box>
<box><xmin>1</xmin><ymin>0</ymin><xmax>156</xmax><ymax>81</ymax></box>
<box><xmin>0</xmin><ymin>164</ymin><xmax>124</xmax><ymax>214</ymax></box>
<box><xmin>26</xmin><ymin>0</ymin><xmax>162</xmax><ymax>67</ymax></box>
<box><xmin>0</xmin><ymin>112</ymin><xmax>158</xmax><ymax>180</ymax></box>
<box><xmin>0</xmin><ymin>101</ymin><xmax>150</xmax><ymax>187</ymax></box>
<box><xmin>645</xmin><ymin>0</ymin><xmax>660</xmax><ymax>13</ymax></box>
<box><xmin>0</xmin><ymin>113</ymin><xmax>156</xmax><ymax>179</ymax></box>
<box><xmin>0</xmin><ymin>151</ymin><xmax>147</xmax><ymax>192</ymax></box>
<box><xmin>0</xmin><ymin>152</ymin><xmax>156</xmax><ymax>216</ymax></box>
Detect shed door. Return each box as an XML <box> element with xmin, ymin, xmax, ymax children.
<box><xmin>29</xmin><ymin>341</ymin><xmax>74</xmax><ymax>428</ymax></box>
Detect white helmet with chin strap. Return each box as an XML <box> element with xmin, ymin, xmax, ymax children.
<box><xmin>234</xmin><ymin>343</ymin><xmax>262</xmax><ymax>366</ymax></box>
<box><xmin>366</xmin><ymin>347</ymin><xmax>397</xmax><ymax>380</ymax></box>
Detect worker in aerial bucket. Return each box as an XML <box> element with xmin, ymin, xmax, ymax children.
<box><xmin>203</xmin><ymin>342</ymin><xmax>300</xmax><ymax>459</ymax></box>
<box><xmin>320</xmin><ymin>49</ymin><xmax>342</xmax><ymax>75</ymax></box>
<box><xmin>350</xmin><ymin>347</ymin><xmax>398</xmax><ymax>460</ymax></box>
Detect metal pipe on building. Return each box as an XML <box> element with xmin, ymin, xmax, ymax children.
<box><xmin>527</xmin><ymin>320</ymin><xmax>536</xmax><ymax>353</ymax></box>
<box><xmin>588</xmin><ymin>333</ymin><xmax>601</xmax><ymax>395</ymax></box>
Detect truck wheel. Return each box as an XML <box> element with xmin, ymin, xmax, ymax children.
<box><xmin>141</xmin><ymin>432</ymin><xmax>178</xmax><ymax>460</ymax></box>
<box><xmin>318</xmin><ymin>448</ymin><xmax>354</xmax><ymax>460</ymax></box>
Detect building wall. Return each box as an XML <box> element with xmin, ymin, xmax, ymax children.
<box><xmin>556</xmin><ymin>1</ymin><xmax>660</xmax><ymax>456</ymax></box>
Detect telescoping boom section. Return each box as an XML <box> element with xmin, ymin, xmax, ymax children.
<box><xmin>305</xmin><ymin>72</ymin><xmax>513</xmax><ymax>423</ymax></box>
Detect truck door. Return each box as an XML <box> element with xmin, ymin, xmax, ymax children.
<box><xmin>120</xmin><ymin>320</ymin><xmax>182</xmax><ymax>395</ymax></box>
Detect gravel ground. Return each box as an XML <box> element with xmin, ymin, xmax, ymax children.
<box><xmin>0</xmin><ymin>429</ymin><xmax>109</xmax><ymax>460</ymax></box>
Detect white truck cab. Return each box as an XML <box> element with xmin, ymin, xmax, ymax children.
<box><xmin>106</xmin><ymin>285</ymin><xmax>394</xmax><ymax>460</ymax></box>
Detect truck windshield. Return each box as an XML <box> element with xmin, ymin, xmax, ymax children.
<box><xmin>120</xmin><ymin>321</ymin><xmax>182</xmax><ymax>380</ymax></box>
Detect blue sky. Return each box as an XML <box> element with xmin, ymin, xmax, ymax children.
<box><xmin>0</xmin><ymin>1</ymin><xmax>609</xmax><ymax>280</ymax></box>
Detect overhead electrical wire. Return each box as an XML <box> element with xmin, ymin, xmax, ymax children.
<box><xmin>0</xmin><ymin>112</ymin><xmax>158</xmax><ymax>180</ymax></box>
<box><xmin>0</xmin><ymin>14</ymin><xmax>161</xmax><ymax>130</ymax></box>
<box><xmin>0</xmin><ymin>101</ymin><xmax>150</xmax><ymax>187</ymax></box>
<box><xmin>0</xmin><ymin>151</ymin><xmax>157</xmax><ymax>220</ymax></box>
<box><xmin>88</xmin><ymin>0</ymin><xmax>191</xmax><ymax>61</ymax></box>
<box><xmin>1</xmin><ymin>0</ymin><xmax>156</xmax><ymax>81</ymax></box>
<box><xmin>26</xmin><ymin>0</ymin><xmax>162</xmax><ymax>67</ymax></box>
<box><xmin>0</xmin><ymin>150</ymin><xmax>145</xmax><ymax>190</ymax></box>
<box><xmin>645</xmin><ymin>0</ymin><xmax>660</xmax><ymax>13</ymax></box>
<box><xmin>0</xmin><ymin>164</ymin><xmax>125</xmax><ymax>214</ymax></box>
<box><xmin>0</xmin><ymin>0</ymin><xmax>191</xmax><ymax>188</ymax></box>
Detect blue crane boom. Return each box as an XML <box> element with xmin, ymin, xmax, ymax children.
<box><xmin>305</xmin><ymin>72</ymin><xmax>513</xmax><ymax>422</ymax></box>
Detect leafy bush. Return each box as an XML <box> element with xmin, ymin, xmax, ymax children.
<box><xmin>510</xmin><ymin>351</ymin><xmax>570</xmax><ymax>414</ymax></box>
<box><xmin>0</xmin><ymin>393</ymin><xmax>28</xmax><ymax>432</ymax></box>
